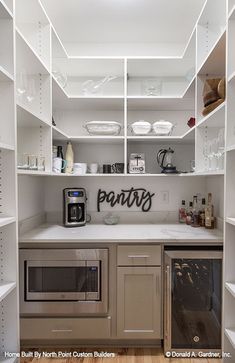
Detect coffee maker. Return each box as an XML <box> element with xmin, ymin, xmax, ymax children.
<box><xmin>63</xmin><ymin>188</ymin><xmax>87</xmax><ymax>227</ymax></box>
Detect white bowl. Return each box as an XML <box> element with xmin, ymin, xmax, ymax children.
<box><xmin>131</xmin><ymin>120</ymin><xmax>151</xmax><ymax>135</ymax></box>
<box><xmin>152</xmin><ymin>120</ymin><xmax>174</xmax><ymax>136</ymax></box>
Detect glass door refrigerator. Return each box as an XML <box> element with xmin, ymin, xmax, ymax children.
<box><xmin>164</xmin><ymin>247</ymin><xmax>222</xmax><ymax>358</ymax></box>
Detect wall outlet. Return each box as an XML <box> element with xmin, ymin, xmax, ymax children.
<box><xmin>161</xmin><ymin>191</ymin><xmax>169</xmax><ymax>204</ymax></box>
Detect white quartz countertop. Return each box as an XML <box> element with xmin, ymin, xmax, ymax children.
<box><xmin>19</xmin><ymin>223</ymin><xmax>223</xmax><ymax>244</ymax></box>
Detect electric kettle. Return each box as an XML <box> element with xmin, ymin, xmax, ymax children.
<box><xmin>156</xmin><ymin>147</ymin><xmax>178</xmax><ymax>174</ymax></box>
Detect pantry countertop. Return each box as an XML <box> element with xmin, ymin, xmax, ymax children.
<box><xmin>19</xmin><ymin>223</ymin><xmax>223</xmax><ymax>246</ymax></box>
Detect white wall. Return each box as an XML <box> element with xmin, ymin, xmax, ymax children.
<box><xmin>44</xmin><ymin>176</ymin><xmax>207</xmax><ymax>224</ymax></box>
<box><xmin>18</xmin><ymin>176</ymin><xmax>45</xmax><ymax>221</ymax></box>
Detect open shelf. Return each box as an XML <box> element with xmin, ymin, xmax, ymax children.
<box><xmin>0</xmin><ymin>142</ymin><xmax>14</xmax><ymax>151</ymax></box>
<box><xmin>15</xmin><ymin>0</ymin><xmax>51</xmax><ymax>70</ymax></box>
<box><xmin>228</xmin><ymin>5</ymin><xmax>235</xmax><ymax>20</ymax></box>
<box><xmin>228</xmin><ymin>71</ymin><xmax>235</xmax><ymax>83</ymax></box>
<box><xmin>227</xmin><ymin>144</ymin><xmax>235</xmax><ymax>152</ymax></box>
<box><xmin>0</xmin><ymin>281</ymin><xmax>16</xmax><ymax>302</ymax></box>
<box><xmin>16</xmin><ymin>27</ymin><xmax>49</xmax><ymax>75</ymax></box>
<box><xmin>197</xmin><ymin>30</ymin><xmax>226</xmax><ymax>75</ymax></box>
<box><xmin>17</xmin><ymin>170</ymin><xmax>52</xmax><ymax>176</ymax></box>
<box><xmin>52</xmin><ymin>125</ymin><xmax>69</xmax><ymax>141</ymax></box>
<box><xmin>226</xmin><ymin>217</ymin><xmax>235</xmax><ymax>227</ymax></box>
<box><xmin>225</xmin><ymin>329</ymin><xmax>235</xmax><ymax>350</ymax></box>
<box><xmin>0</xmin><ymin>0</ymin><xmax>12</xmax><ymax>19</ymax></box>
<box><xmin>0</xmin><ymin>216</ymin><xmax>15</xmax><ymax>228</ymax></box>
<box><xmin>70</xmin><ymin>136</ymin><xmax>125</xmax><ymax>144</ymax></box>
<box><xmin>0</xmin><ymin>64</ymin><xmax>13</xmax><ymax>81</ymax></box>
<box><xmin>197</xmin><ymin>102</ymin><xmax>226</xmax><ymax>128</ymax></box>
<box><xmin>226</xmin><ymin>282</ymin><xmax>235</xmax><ymax>298</ymax></box>
<box><xmin>17</xmin><ymin>103</ymin><xmax>50</xmax><ymax>128</ymax></box>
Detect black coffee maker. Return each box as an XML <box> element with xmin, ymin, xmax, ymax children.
<box><xmin>63</xmin><ymin>188</ymin><xmax>87</xmax><ymax>227</ymax></box>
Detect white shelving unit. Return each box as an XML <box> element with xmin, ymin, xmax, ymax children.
<box><xmin>223</xmin><ymin>1</ymin><xmax>235</xmax><ymax>360</ymax></box>
<box><xmin>0</xmin><ymin>0</ymin><xmax>18</xmax><ymax>356</ymax></box>
<box><xmin>5</xmin><ymin>0</ymin><xmax>230</xmax><ymax>355</ymax></box>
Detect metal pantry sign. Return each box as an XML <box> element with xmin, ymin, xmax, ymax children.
<box><xmin>97</xmin><ymin>187</ymin><xmax>155</xmax><ymax>212</ymax></box>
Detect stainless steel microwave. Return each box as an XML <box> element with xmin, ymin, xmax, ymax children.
<box><xmin>20</xmin><ymin>249</ymin><xmax>108</xmax><ymax>316</ymax></box>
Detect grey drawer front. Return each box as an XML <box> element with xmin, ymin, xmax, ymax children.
<box><xmin>117</xmin><ymin>245</ymin><xmax>161</xmax><ymax>266</ymax></box>
<box><xmin>21</xmin><ymin>317</ymin><xmax>111</xmax><ymax>340</ymax></box>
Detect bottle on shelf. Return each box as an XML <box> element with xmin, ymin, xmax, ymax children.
<box><xmin>57</xmin><ymin>145</ymin><xmax>64</xmax><ymax>173</ymax></box>
<box><xmin>205</xmin><ymin>193</ymin><xmax>215</xmax><ymax>229</ymax></box>
<box><xmin>199</xmin><ymin>198</ymin><xmax>206</xmax><ymax>227</ymax></box>
<box><xmin>191</xmin><ymin>195</ymin><xmax>200</xmax><ymax>227</ymax></box>
<box><xmin>186</xmin><ymin>201</ymin><xmax>193</xmax><ymax>225</ymax></box>
<box><xmin>65</xmin><ymin>141</ymin><xmax>74</xmax><ymax>174</ymax></box>
<box><xmin>179</xmin><ymin>200</ymin><xmax>187</xmax><ymax>223</ymax></box>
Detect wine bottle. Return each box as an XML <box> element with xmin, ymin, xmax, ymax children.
<box><xmin>205</xmin><ymin>193</ymin><xmax>215</xmax><ymax>229</ymax></box>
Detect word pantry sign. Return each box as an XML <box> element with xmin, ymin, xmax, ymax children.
<box><xmin>97</xmin><ymin>187</ymin><xmax>155</xmax><ymax>212</ymax></box>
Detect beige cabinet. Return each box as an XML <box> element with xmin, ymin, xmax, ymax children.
<box><xmin>117</xmin><ymin>266</ymin><xmax>161</xmax><ymax>339</ymax></box>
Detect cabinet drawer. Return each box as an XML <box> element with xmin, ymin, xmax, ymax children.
<box><xmin>20</xmin><ymin>317</ymin><xmax>111</xmax><ymax>340</ymax></box>
<box><xmin>117</xmin><ymin>245</ymin><xmax>161</xmax><ymax>266</ymax></box>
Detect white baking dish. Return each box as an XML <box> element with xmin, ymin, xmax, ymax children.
<box><xmin>130</xmin><ymin>120</ymin><xmax>151</xmax><ymax>135</ymax></box>
<box><xmin>152</xmin><ymin>120</ymin><xmax>174</xmax><ymax>136</ymax></box>
<box><xmin>84</xmin><ymin>121</ymin><xmax>122</xmax><ymax>136</ymax></box>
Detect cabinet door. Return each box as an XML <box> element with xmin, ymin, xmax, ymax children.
<box><xmin>117</xmin><ymin>266</ymin><xmax>161</xmax><ymax>339</ymax></box>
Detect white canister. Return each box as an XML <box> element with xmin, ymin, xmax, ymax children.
<box><xmin>88</xmin><ymin>163</ymin><xmax>99</xmax><ymax>174</ymax></box>
<box><xmin>73</xmin><ymin>163</ymin><xmax>87</xmax><ymax>175</ymax></box>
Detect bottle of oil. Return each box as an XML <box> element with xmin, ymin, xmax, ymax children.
<box><xmin>191</xmin><ymin>195</ymin><xmax>200</xmax><ymax>227</ymax></box>
<box><xmin>205</xmin><ymin>193</ymin><xmax>215</xmax><ymax>229</ymax></box>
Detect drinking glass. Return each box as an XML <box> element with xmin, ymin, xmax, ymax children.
<box><xmin>17</xmin><ymin>153</ymin><xmax>30</xmax><ymax>170</ymax></box>
<box><xmin>26</xmin><ymin>78</ymin><xmax>36</xmax><ymax>103</ymax></box>
<box><xmin>217</xmin><ymin>128</ymin><xmax>225</xmax><ymax>170</ymax></box>
<box><xmin>142</xmin><ymin>78</ymin><xmax>162</xmax><ymax>96</ymax></box>
<box><xmin>29</xmin><ymin>155</ymin><xmax>38</xmax><ymax>170</ymax></box>
<box><xmin>38</xmin><ymin>156</ymin><xmax>45</xmax><ymax>171</ymax></box>
<box><xmin>211</xmin><ymin>138</ymin><xmax>219</xmax><ymax>171</ymax></box>
<box><xmin>203</xmin><ymin>140</ymin><xmax>209</xmax><ymax>171</ymax></box>
<box><xmin>16</xmin><ymin>69</ymin><xmax>27</xmax><ymax>100</ymax></box>
<box><xmin>207</xmin><ymin>140</ymin><xmax>213</xmax><ymax>171</ymax></box>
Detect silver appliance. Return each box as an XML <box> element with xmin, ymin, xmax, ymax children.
<box><xmin>20</xmin><ymin>249</ymin><xmax>108</xmax><ymax>316</ymax></box>
<box><xmin>164</xmin><ymin>247</ymin><xmax>222</xmax><ymax>356</ymax></box>
<box><xmin>63</xmin><ymin>188</ymin><xmax>87</xmax><ymax>227</ymax></box>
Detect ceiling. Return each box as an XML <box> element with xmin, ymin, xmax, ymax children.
<box><xmin>41</xmin><ymin>0</ymin><xmax>206</xmax><ymax>54</ymax></box>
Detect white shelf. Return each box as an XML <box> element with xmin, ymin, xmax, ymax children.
<box><xmin>127</xmin><ymin>96</ymin><xmax>194</xmax><ymax>111</ymax></box>
<box><xmin>0</xmin><ymin>142</ymin><xmax>14</xmax><ymax>151</ymax></box>
<box><xmin>225</xmin><ymin>329</ymin><xmax>235</xmax><ymax>350</ymax></box>
<box><xmin>0</xmin><ymin>65</ymin><xmax>13</xmax><ymax>82</ymax></box>
<box><xmin>226</xmin><ymin>282</ymin><xmax>235</xmax><ymax>298</ymax></box>
<box><xmin>197</xmin><ymin>29</ymin><xmax>226</xmax><ymax>75</ymax></box>
<box><xmin>226</xmin><ymin>218</ymin><xmax>235</xmax><ymax>227</ymax></box>
<box><xmin>228</xmin><ymin>70</ymin><xmax>235</xmax><ymax>83</ymax></box>
<box><xmin>52</xmin><ymin>125</ymin><xmax>69</xmax><ymax>140</ymax></box>
<box><xmin>17</xmin><ymin>103</ymin><xmax>50</xmax><ymax>128</ymax></box>
<box><xmin>227</xmin><ymin>144</ymin><xmax>235</xmax><ymax>152</ymax></box>
<box><xmin>0</xmin><ymin>0</ymin><xmax>13</xmax><ymax>18</ymax></box>
<box><xmin>16</xmin><ymin>28</ymin><xmax>50</xmax><ymax>75</ymax></box>
<box><xmin>17</xmin><ymin>170</ymin><xmax>51</xmax><ymax>176</ymax></box>
<box><xmin>197</xmin><ymin>102</ymin><xmax>226</xmax><ymax>128</ymax></box>
<box><xmin>228</xmin><ymin>4</ymin><xmax>235</xmax><ymax>20</ymax></box>
<box><xmin>193</xmin><ymin>170</ymin><xmax>224</xmax><ymax>176</ymax></box>
<box><xmin>0</xmin><ymin>282</ymin><xmax>16</xmax><ymax>302</ymax></box>
<box><xmin>0</xmin><ymin>216</ymin><xmax>15</xmax><ymax>228</ymax></box>
<box><xmin>70</xmin><ymin>136</ymin><xmax>125</xmax><ymax>144</ymax></box>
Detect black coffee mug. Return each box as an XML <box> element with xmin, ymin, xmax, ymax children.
<box><xmin>112</xmin><ymin>163</ymin><xmax>124</xmax><ymax>174</ymax></box>
<box><xmin>103</xmin><ymin>164</ymin><xmax>112</xmax><ymax>174</ymax></box>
